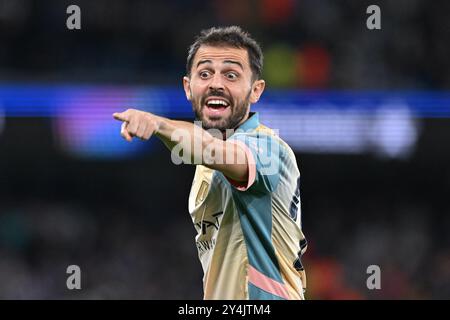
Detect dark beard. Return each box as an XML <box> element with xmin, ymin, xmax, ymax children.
<box><xmin>192</xmin><ymin>89</ymin><xmax>251</xmax><ymax>132</ymax></box>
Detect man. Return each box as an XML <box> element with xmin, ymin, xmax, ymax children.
<box><xmin>113</xmin><ymin>26</ymin><xmax>307</xmax><ymax>300</ymax></box>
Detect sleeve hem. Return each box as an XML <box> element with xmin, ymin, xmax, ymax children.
<box><xmin>225</xmin><ymin>140</ymin><xmax>256</xmax><ymax>191</ymax></box>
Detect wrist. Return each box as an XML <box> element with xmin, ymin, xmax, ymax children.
<box><xmin>153</xmin><ymin>115</ymin><xmax>168</xmax><ymax>138</ymax></box>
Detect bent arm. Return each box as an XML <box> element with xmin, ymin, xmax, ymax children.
<box><xmin>156</xmin><ymin>117</ymin><xmax>249</xmax><ymax>182</ymax></box>
<box><xmin>113</xmin><ymin>109</ymin><xmax>249</xmax><ymax>182</ymax></box>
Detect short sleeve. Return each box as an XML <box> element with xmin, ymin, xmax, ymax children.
<box><xmin>226</xmin><ymin>133</ymin><xmax>282</xmax><ymax>193</ymax></box>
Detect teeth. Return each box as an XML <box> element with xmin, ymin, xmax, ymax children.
<box><xmin>207</xmin><ymin>100</ymin><xmax>228</xmax><ymax>106</ymax></box>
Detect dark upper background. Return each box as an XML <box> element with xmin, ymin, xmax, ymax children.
<box><xmin>0</xmin><ymin>0</ymin><xmax>449</xmax><ymax>299</ymax></box>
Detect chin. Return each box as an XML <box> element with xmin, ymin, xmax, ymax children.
<box><xmin>204</xmin><ymin>122</ymin><xmax>226</xmax><ymax>131</ymax></box>
<box><xmin>201</xmin><ymin>115</ymin><xmax>226</xmax><ymax>128</ymax></box>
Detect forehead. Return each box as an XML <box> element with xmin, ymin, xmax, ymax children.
<box><xmin>193</xmin><ymin>45</ymin><xmax>250</xmax><ymax>69</ymax></box>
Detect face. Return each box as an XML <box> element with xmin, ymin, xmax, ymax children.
<box><xmin>183</xmin><ymin>46</ymin><xmax>265</xmax><ymax>131</ymax></box>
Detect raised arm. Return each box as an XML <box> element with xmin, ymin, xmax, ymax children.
<box><xmin>113</xmin><ymin>109</ymin><xmax>249</xmax><ymax>182</ymax></box>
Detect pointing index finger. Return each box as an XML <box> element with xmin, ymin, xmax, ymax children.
<box><xmin>113</xmin><ymin>112</ymin><xmax>129</xmax><ymax>122</ymax></box>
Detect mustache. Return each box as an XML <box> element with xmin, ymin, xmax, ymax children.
<box><xmin>200</xmin><ymin>89</ymin><xmax>232</xmax><ymax>107</ymax></box>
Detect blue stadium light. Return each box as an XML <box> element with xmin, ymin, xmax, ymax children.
<box><xmin>0</xmin><ymin>84</ymin><xmax>449</xmax><ymax>158</ymax></box>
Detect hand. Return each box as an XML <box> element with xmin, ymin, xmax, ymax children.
<box><xmin>113</xmin><ymin>109</ymin><xmax>160</xmax><ymax>142</ymax></box>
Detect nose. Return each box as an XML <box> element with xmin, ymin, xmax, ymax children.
<box><xmin>208</xmin><ymin>73</ymin><xmax>225</xmax><ymax>92</ymax></box>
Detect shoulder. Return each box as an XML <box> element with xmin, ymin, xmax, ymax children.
<box><xmin>235</xmin><ymin>124</ymin><xmax>296</xmax><ymax>158</ymax></box>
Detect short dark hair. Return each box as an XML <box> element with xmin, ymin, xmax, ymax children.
<box><xmin>186</xmin><ymin>26</ymin><xmax>263</xmax><ymax>81</ymax></box>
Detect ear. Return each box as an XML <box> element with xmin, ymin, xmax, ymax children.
<box><xmin>249</xmin><ymin>79</ymin><xmax>265</xmax><ymax>104</ymax></box>
<box><xmin>183</xmin><ymin>76</ymin><xmax>192</xmax><ymax>101</ymax></box>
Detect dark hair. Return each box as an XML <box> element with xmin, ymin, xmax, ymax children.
<box><xmin>186</xmin><ymin>26</ymin><xmax>263</xmax><ymax>81</ymax></box>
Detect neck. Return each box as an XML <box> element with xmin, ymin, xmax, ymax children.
<box><xmin>222</xmin><ymin>111</ymin><xmax>252</xmax><ymax>140</ymax></box>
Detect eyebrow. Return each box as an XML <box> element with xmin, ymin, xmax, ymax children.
<box><xmin>224</xmin><ymin>60</ymin><xmax>243</xmax><ymax>70</ymax></box>
<box><xmin>196</xmin><ymin>59</ymin><xmax>244</xmax><ymax>70</ymax></box>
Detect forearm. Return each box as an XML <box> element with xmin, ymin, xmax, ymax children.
<box><xmin>155</xmin><ymin>117</ymin><xmax>248</xmax><ymax>182</ymax></box>
<box><xmin>155</xmin><ymin>117</ymin><xmax>214</xmax><ymax>163</ymax></box>
<box><xmin>113</xmin><ymin>108</ymin><xmax>249</xmax><ymax>182</ymax></box>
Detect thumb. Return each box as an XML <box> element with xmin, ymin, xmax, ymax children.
<box><xmin>121</xmin><ymin>122</ymin><xmax>133</xmax><ymax>142</ymax></box>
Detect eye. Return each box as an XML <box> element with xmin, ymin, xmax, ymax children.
<box><xmin>225</xmin><ymin>72</ymin><xmax>238</xmax><ymax>80</ymax></box>
<box><xmin>199</xmin><ymin>71</ymin><xmax>211</xmax><ymax>79</ymax></box>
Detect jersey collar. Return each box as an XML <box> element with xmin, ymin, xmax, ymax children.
<box><xmin>235</xmin><ymin>112</ymin><xmax>260</xmax><ymax>132</ymax></box>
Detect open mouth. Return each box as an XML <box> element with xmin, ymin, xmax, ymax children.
<box><xmin>204</xmin><ymin>97</ymin><xmax>231</xmax><ymax>116</ymax></box>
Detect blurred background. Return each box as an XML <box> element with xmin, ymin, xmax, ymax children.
<box><xmin>0</xmin><ymin>0</ymin><xmax>449</xmax><ymax>299</ymax></box>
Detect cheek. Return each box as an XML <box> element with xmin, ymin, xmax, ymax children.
<box><xmin>190</xmin><ymin>82</ymin><xmax>208</xmax><ymax>99</ymax></box>
<box><xmin>230</xmin><ymin>80</ymin><xmax>251</xmax><ymax>98</ymax></box>
<box><xmin>233</xmin><ymin>88</ymin><xmax>251</xmax><ymax>103</ymax></box>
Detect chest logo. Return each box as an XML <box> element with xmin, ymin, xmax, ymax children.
<box><xmin>195</xmin><ymin>211</ymin><xmax>224</xmax><ymax>235</ymax></box>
